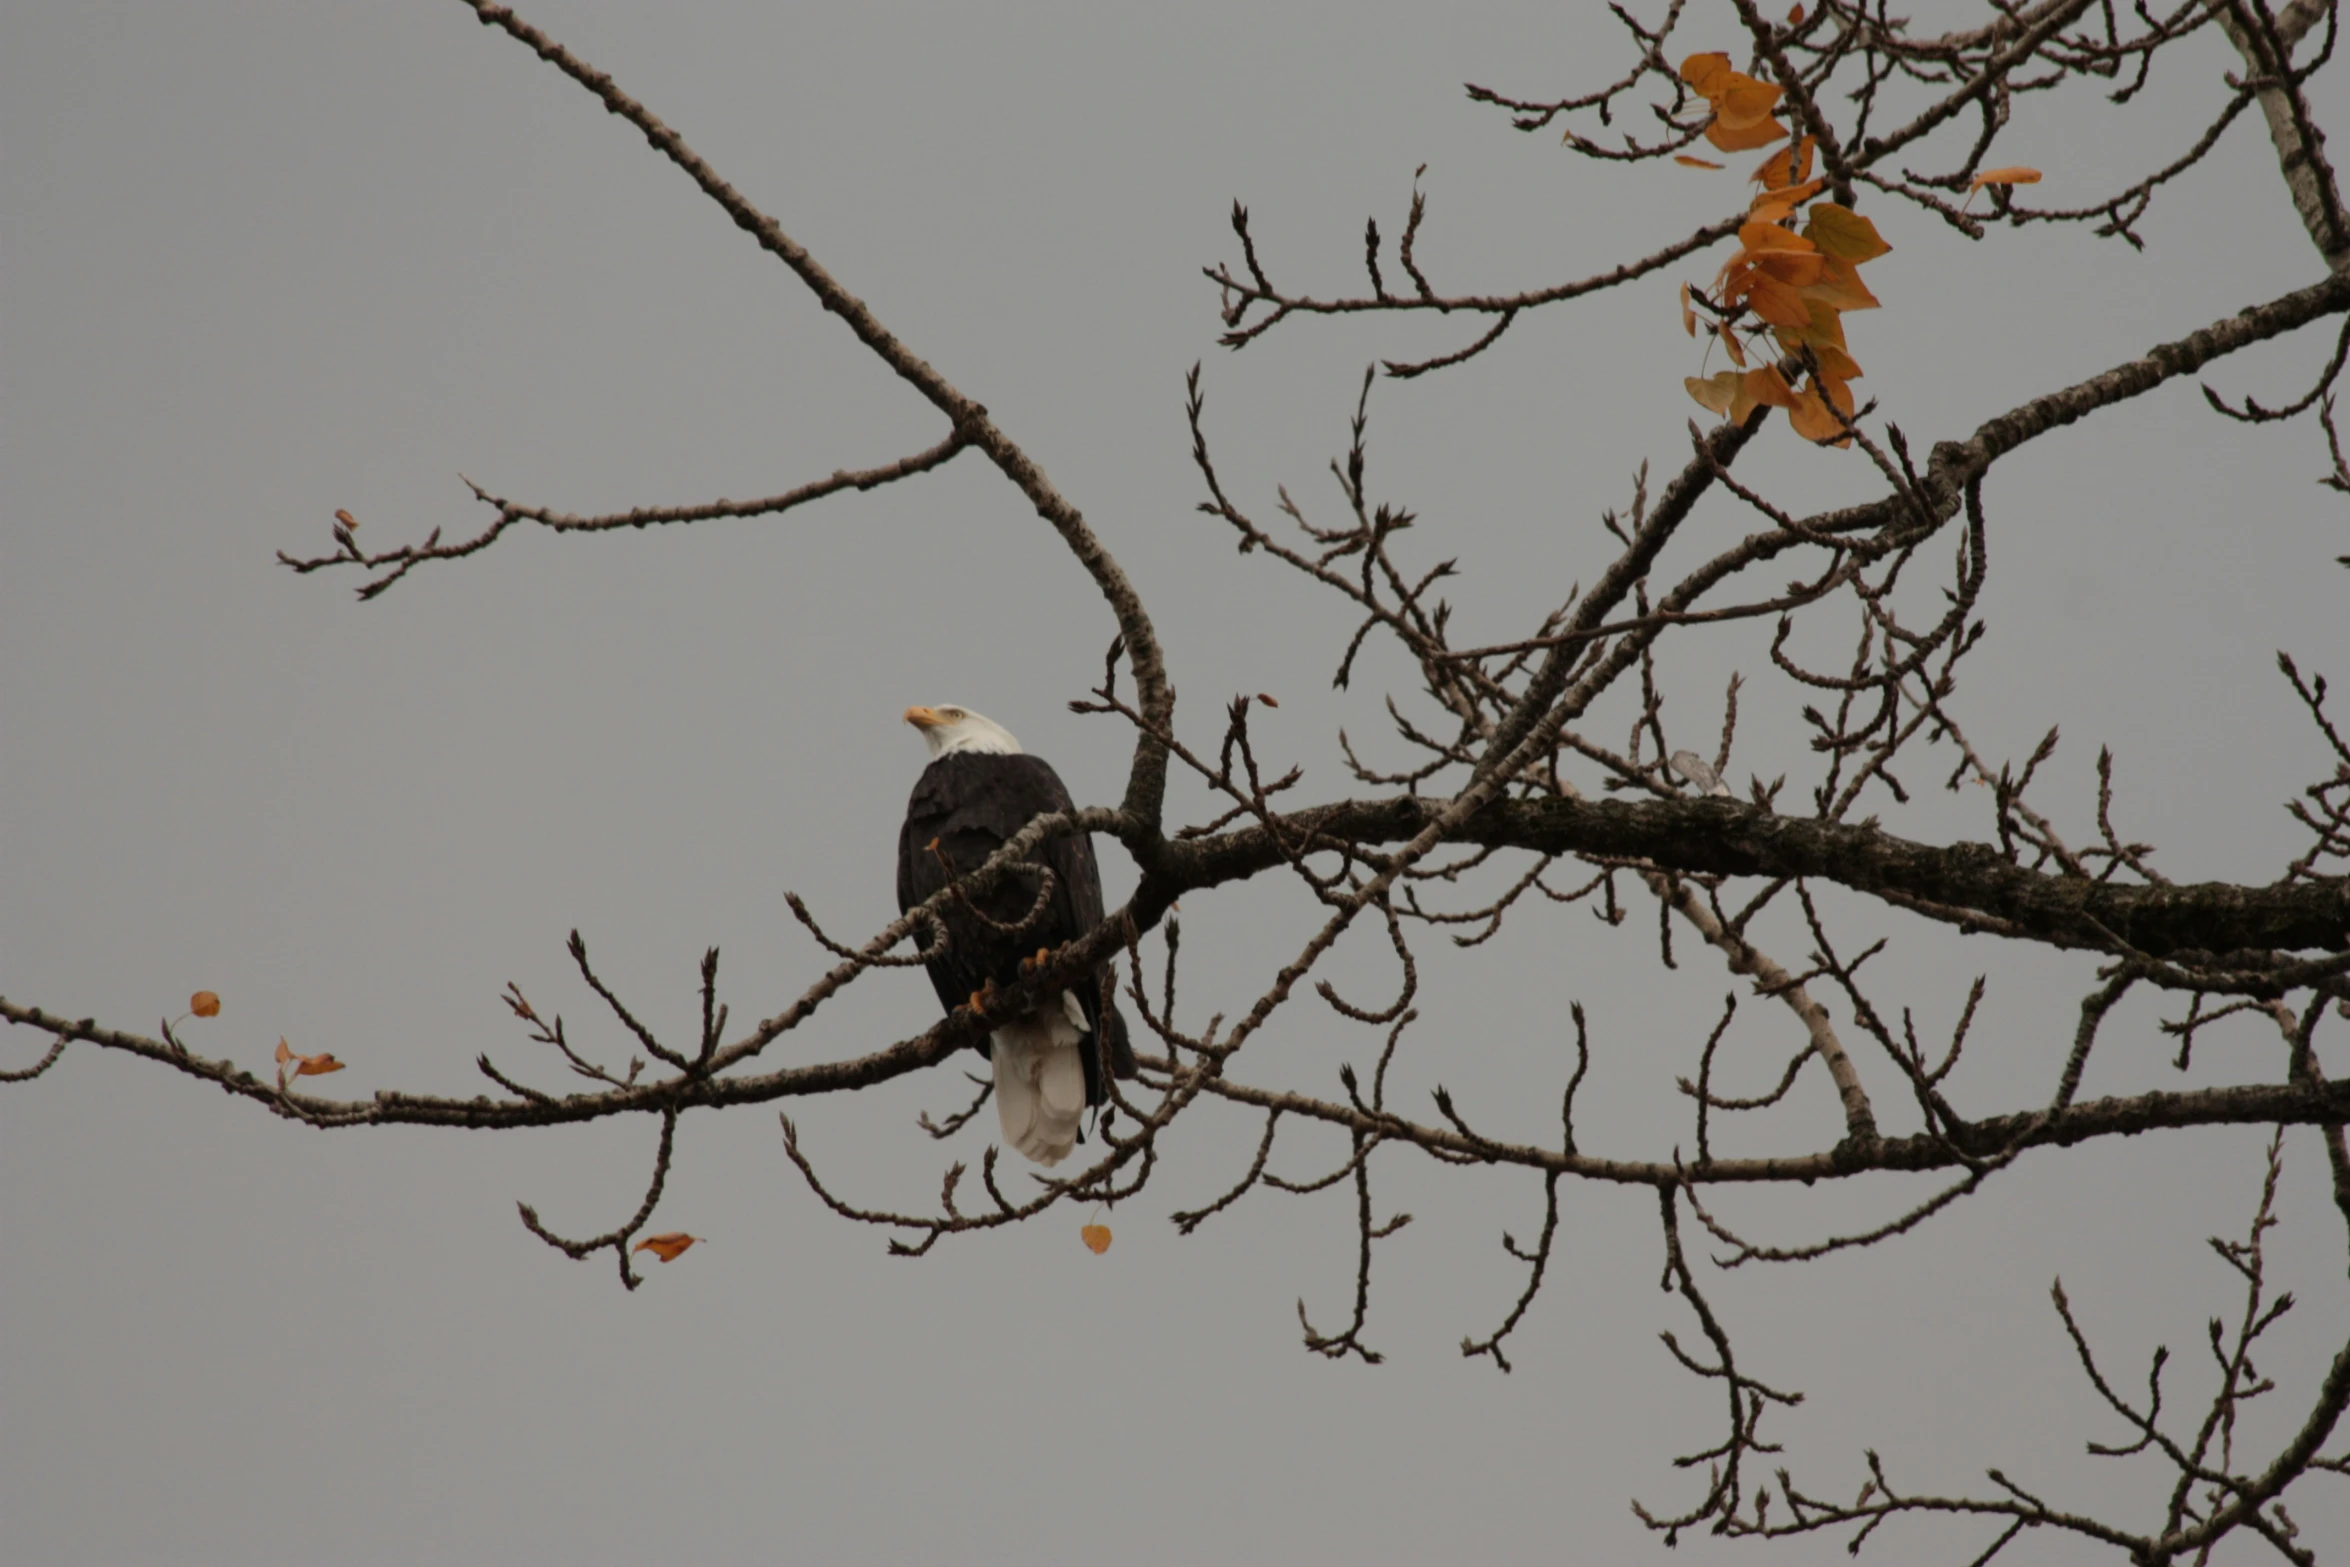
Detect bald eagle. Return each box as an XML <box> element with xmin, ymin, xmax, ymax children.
<box><xmin>898</xmin><ymin>705</ymin><xmax>1136</xmax><ymax>1165</ymax></box>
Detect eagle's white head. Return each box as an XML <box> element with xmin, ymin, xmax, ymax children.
<box><xmin>903</xmin><ymin>704</ymin><xmax>1024</xmax><ymax>759</ymax></box>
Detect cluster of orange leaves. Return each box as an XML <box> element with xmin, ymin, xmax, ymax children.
<box><xmin>1669</xmin><ymin>51</ymin><xmax>2038</xmax><ymax>446</ymax></box>
<box><xmin>1674</xmin><ymin>52</ymin><xmax>1887</xmax><ymax>445</ymax></box>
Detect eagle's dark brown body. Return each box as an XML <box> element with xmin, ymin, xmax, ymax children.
<box><xmin>896</xmin><ymin>749</ymin><xmax>1136</xmax><ymax>1105</ymax></box>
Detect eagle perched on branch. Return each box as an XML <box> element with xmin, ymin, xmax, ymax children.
<box><xmin>897</xmin><ymin>705</ymin><xmax>1136</xmax><ymax>1165</ymax></box>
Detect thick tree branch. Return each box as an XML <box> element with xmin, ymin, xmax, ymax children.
<box><xmin>1174</xmin><ymin>795</ymin><xmax>2350</xmax><ymax>960</ymax></box>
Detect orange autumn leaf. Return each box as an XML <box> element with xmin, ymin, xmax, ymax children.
<box><xmin>1752</xmin><ymin>249</ymin><xmax>1826</xmax><ymax>288</ymax></box>
<box><xmin>1802</xmin><ymin>254</ymin><xmax>1881</xmax><ymax>312</ymax></box>
<box><xmin>1706</xmin><ymin>110</ymin><xmax>1788</xmax><ymax>153</ymax></box>
<box><xmin>1749</xmin><ymin>178</ymin><xmax>1825</xmax><ymax>226</ymax></box>
<box><xmin>1679</xmin><ymin>52</ymin><xmax>1734</xmax><ymax>96</ymax></box>
<box><xmin>1718</xmin><ymin>322</ymin><xmax>1749</xmax><ymax>367</ymax></box>
<box><xmin>1742</xmin><ymin>273</ymin><xmax>1814</xmax><ymax>327</ymax></box>
<box><xmin>1675</xmin><ymin>154</ymin><xmax>1725</xmax><ymax>170</ymax></box>
<box><xmin>1255</xmin><ymin>693</ymin><xmax>1279</xmax><ymax>707</ymax></box>
<box><xmin>1787</xmin><ymin>374</ymin><xmax>1858</xmax><ymax>445</ymax></box>
<box><xmin>1713</xmin><ymin>76</ymin><xmax>1785</xmax><ymax>130</ymax></box>
<box><xmin>1738</xmin><ymin>221</ymin><xmax>1816</xmax><ymax>254</ymax></box>
<box><xmin>1788</xmin><ymin>2</ymin><xmax>1806</xmax><ymax>21</ymax></box>
<box><xmin>1807</xmin><ymin>342</ymin><xmax>1863</xmax><ymax>381</ymax></box>
<box><xmin>1080</xmin><ymin>1224</ymin><xmax>1113</xmax><ymax>1255</ymax></box>
<box><xmin>633</xmin><ymin>1233</ymin><xmax>701</xmax><ymax>1263</ymax></box>
<box><xmin>334</xmin><ymin>509</ymin><xmax>359</xmax><ymax>530</ymax></box>
<box><xmin>1970</xmin><ymin>166</ymin><xmax>2042</xmax><ymax>189</ymax></box>
<box><xmin>1753</xmin><ymin>135</ymin><xmax>1816</xmax><ymax>189</ymax></box>
<box><xmin>1803</xmin><ymin>203</ymin><xmax>1890</xmax><ymax>263</ymax></box>
<box><xmin>190</xmin><ymin>991</ymin><xmax>221</xmax><ymax>1018</ymax></box>
<box><xmin>1679</xmin><ymin>282</ymin><xmax>1697</xmax><ymax>338</ymax></box>
<box><xmin>274</xmin><ymin>1037</ymin><xmax>344</xmax><ymax>1085</ymax></box>
<box><xmin>1711</xmin><ymin>259</ymin><xmax>1762</xmax><ymax>314</ymax></box>
<box><xmin>1739</xmin><ymin>366</ymin><xmax>1801</xmax><ymax>419</ymax></box>
<box><xmin>1716</xmin><ymin>221</ymin><xmax>1823</xmax><ymax>323</ymax></box>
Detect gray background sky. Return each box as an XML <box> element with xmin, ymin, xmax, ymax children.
<box><xmin>4</xmin><ymin>3</ymin><xmax>2346</xmax><ymax>1563</ymax></box>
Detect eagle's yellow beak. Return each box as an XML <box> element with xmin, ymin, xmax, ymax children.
<box><xmin>903</xmin><ymin>705</ymin><xmax>946</xmax><ymax>730</ymax></box>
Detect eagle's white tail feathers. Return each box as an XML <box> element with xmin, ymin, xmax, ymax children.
<box><xmin>992</xmin><ymin>991</ymin><xmax>1090</xmax><ymax>1167</ymax></box>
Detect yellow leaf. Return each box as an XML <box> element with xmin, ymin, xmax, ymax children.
<box><xmin>1773</xmin><ymin>298</ymin><xmax>1852</xmax><ymax>359</ymax></box>
<box><xmin>633</xmin><ymin>1233</ymin><xmax>701</xmax><ymax>1262</ymax></box>
<box><xmin>1686</xmin><ymin>371</ymin><xmax>1741</xmax><ymax>416</ymax></box>
<box><xmin>1970</xmin><ymin>166</ymin><xmax>2042</xmax><ymax>189</ymax></box>
<box><xmin>1719</xmin><ymin>323</ymin><xmax>1748</xmax><ymax>368</ymax></box>
<box><xmin>1690</xmin><ymin>368</ymin><xmax>1796</xmax><ymax>424</ymax></box>
<box><xmin>275</xmin><ymin>1037</ymin><xmax>294</xmax><ymax>1064</ymax></box>
<box><xmin>1679</xmin><ymin>282</ymin><xmax>1697</xmax><ymax>338</ymax></box>
<box><xmin>190</xmin><ymin>991</ymin><xmax>221</xmax><ymax>1018</ymax></box>
<box><xmin>1674</xmin><ymin>154</ymin><xmax>1726</xmax><ymax>170</ymax></box>
<box><xmin>1803</xmin><ymin>204</ymin><xmax>1890</xmax><ymax>263</ymax></box>
<box><xmin>1080</xmin><ymin>1224</ymin><xmax>1113</xmax><ymax>1255</ymax></box>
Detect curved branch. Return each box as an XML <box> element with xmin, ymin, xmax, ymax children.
<box><xmin>459</xmin><ymin>2</ymin><xmax>1178</xmax><ymax>828</ymax></box>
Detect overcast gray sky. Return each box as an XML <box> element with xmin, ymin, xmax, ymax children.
<box><xmin>4</xmin><ymin>4</ymin><xmax>2346</xmax><ymax>1563</ymax></box>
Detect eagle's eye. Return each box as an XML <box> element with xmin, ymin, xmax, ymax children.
<box><xmin>943</xmin><ymin>707</ymin><xmax>965</xmax><ymax>719</ymax></box>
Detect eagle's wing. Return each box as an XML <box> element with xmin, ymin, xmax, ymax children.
<box><xmin>1020</xmin><ymin>758</ymin><xmax>1138</xmax><ymax>1100</ymax></box>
